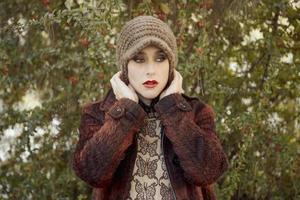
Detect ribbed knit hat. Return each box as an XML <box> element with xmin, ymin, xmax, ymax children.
<box><xmin>116</xmin><ymin>15</ymin><xmax>178</xmax><ymax>85</ymax></box>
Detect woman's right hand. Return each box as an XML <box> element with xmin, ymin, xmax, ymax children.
<box><xmin>110</xmin><ymin>71</ymin><xmax>139</xmax><ymax>103</ymax></box>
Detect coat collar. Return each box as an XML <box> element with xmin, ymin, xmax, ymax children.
<box><xmin>99</xmin><ymin>88</ymin><xmax>117</xmax><ymax>112</ymax></box>
<box><xmin>98</xmin><ymin>87</ymin><xmax>196</xmax><ymax>113</ymax></box>
<box><xmin>99</xmin><ymin>88</ymin><xmax>160</xmax><ymax>114</ymax></box>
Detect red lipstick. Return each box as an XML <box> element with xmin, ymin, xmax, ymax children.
<box><xmin>143</xmin><ymin>80</ymin><xmax>158</xmax><ymax>88</ymax></box>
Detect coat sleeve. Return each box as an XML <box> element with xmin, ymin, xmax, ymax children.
<box><xmin>71</xmin><ymin>98</ymin><xmax>146</xmax><ymax>188</ymax></box>
<box><xmin>154</xmin><ymin>93</ymin><xmax>228</xmax><ymax>186</ymax></box>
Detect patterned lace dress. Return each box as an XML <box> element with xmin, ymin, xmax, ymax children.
<box><xmin>127</xmin><ymin>109</ymin><xmax>175</xmax><ymax>200</ymax></box>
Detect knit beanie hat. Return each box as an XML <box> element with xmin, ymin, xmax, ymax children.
<box><xmin>116</xmin><ymin>15</ymin><xmax>178</xmax><ymax>85</ymax></box>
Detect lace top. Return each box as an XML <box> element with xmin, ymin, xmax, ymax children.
<box><xmin>127</xmin><ymin>98</ymin><xmax>175</xmax><ymax>200</ymax></box>
<box><xmin>129</xmin><ymin>113</ymin><xmax>173</xmax><ymax>200</ymax></box>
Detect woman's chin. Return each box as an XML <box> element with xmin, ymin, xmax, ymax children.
<box><xmin>137</xmin><ymin>91</ymin><xmax>160</xmax><ymax>101</ymax></box>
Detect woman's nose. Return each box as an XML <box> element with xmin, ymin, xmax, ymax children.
<box><xmin>146</xmin><ymin>62</ymin><xmax>156</xmax><ymax>76</ymax></box>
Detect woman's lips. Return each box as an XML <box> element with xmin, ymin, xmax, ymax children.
<box><xmin>143</xmin><ymin>80</ymin><xmax>158</xmax><ymax>88</ymax></box>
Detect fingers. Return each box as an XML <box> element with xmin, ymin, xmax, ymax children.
<box><xmin>110</xmin><ymin>75</ymin><xmax>116</xmax><ymax>89</ymax></box>
<box><xmin>173</xmin><ymin>70</ymin><xmax>184</xmax><ymax>94</ymax></box>
<box><xmin>111</xmin><ymin>71</ymin><xmax>121</xmax><ymax>81</ymax></box>
<box><xmin>113</xmin><ymin>71</ymin><xmax>127</xmax><ymax>87</ymax></box>
<box><xmin>110</xmin><ymin>72</ymin><xmax>138</xmax><ymax>102</ymax></box>
<box><xmin>110</xmin><ymin>71</ymin><xmax>122</xmax><ymax>99</ymax></box>
<box><xmin>128</xmin><ymin>84</ymin><xmax>138</xmax><ymax>102</ymax></box>
<box><xmin>110</xmin><ymin>71</ymin><xmax>123</xmax><ymax>89</ymax></box>
<box><xmin>176</xmin><ymin>70</ymin><xmax>183</xmax><ymax>82</ymax></box>
<box><xmin>110</xmin><ymin>79</ymin><xmax>120</xmax><ymax>99</ymax></box>
<box><xmin>110</xmin><ymin>71</ymin><xmax>120</xmax><ymax>84</ymax></box>
<box><xmin>173</xmin><ymin>70</ymin><xmax>182</xmax><ymax>83</ymax></box>
<box><xmin>128</xmin><ymin>84</ymin><xmax>135</xmax><ymax>92</ymax></box>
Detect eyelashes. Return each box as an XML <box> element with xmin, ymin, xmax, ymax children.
<box><xmin>132</xmin><ymin>56</ymin><xmax>144</xmax><ymax>63</ymax></box>
<box><xmin>132</xmin><ymin>53</ymin><xmax>167</xmax><ymax>63</ymax></box>
<box><xmin>157</xmin><ymin>54</ymin><xmax>167</xmax><ymax>62</ymax></box>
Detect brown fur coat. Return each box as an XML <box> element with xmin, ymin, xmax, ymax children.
<box><xmin>72</xmin><ymin>89</ymin><xmax>228</xmax><ymax>199</ymax></box>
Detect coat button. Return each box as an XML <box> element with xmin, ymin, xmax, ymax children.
<box><xmin>179</xmin><ymin>102</ymin><xmax>186</xmax><ymax>108</ymax></box>
<box><xmin>108</xmin><ymin>106</ymin><xmax>125</xmax><ymax>119</ymax></box>
<box><xmin>177</xmin><ymin>101</ymin><xmax>192</xmax><ymax>111</ymax></box>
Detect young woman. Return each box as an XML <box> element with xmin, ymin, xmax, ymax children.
<box><xmin>72</xmin><ymin>15</ymin><xmax>228</xmax><ymax>200</ymax></box>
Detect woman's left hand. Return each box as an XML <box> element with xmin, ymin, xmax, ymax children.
<box><xmin>159</xmin><ymin>70</ymin><xmax>185</xmax><ymax>100</ymax></box>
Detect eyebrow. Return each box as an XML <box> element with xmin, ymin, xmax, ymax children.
<box><xmin>136</xmin><ymin>50</ymin><xmax>166</xmax><ymax>55</ymax></box>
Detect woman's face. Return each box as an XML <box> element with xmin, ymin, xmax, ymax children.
<box><xmin>127</xmin><ymin>45</ymin><xmax>169</xmax><ymax>103</ymax></box>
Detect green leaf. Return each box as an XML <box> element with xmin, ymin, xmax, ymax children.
<box><xmin>64</xmin><ymin>0</ymin><xmax>74</xmax><ymax>10</ymax></box>
<box><xmin>160</xmin><ymin>3</ymin><xmax>170</xmax><ymax>14</ymax></box>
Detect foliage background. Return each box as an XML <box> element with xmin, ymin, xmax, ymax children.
<box><xmin>0</xmin><ymin>0</ymin><xmax>299</xmax><ymax>199</ymax></box>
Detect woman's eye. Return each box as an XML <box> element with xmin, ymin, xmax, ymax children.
<box><xmin>156</xmin><ymin>55</ymin><xmax>166</xmax><ymax>62</ymax></box>
<box><xmin>133</xmin><ymin>56</ymin><xmax>145</xmax><ymax>63</ymax></box>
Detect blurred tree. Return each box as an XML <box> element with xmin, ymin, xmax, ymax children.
<box><xmin>0</xmin><ymin>0</ymin><xmax>299</xmax><ymax>199</ymax></box>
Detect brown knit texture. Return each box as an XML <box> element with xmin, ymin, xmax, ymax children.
<box><xmin>116</xmin><ymin>15</ymin><xmax>178</xmax><ymax>85</ymax></box>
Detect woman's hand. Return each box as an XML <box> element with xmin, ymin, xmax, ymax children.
<box><xmin>110</xmin><ymin>71</ymin><xmax>139</xmax><ymax>102</ymax></box>
<box><xmin>159</xmin><ymin>70</ymin><xmax>185</xmax><ymax>100</ymax></box>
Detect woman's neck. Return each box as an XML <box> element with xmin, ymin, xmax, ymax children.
<box><xmin>138</xmin><ymin>94</ymin><xmax>152</xmax><ymax>106</ymax></box>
